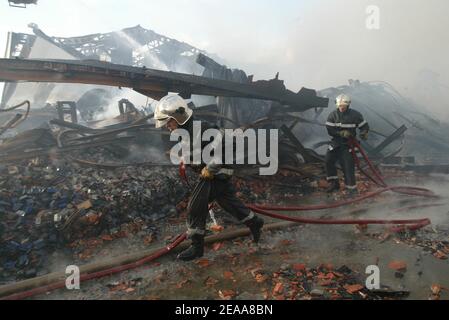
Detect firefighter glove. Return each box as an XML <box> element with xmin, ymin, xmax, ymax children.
<box><xmin>200</xmin><ymin>167</ymin><xmax>215</xmax><ymax>180</ymax></box>
<box><xmin>339</xmin><ymin>130</ymin><xmax>352</xmax><ymax>138</ymax></box>
<box><xmin>360</xmin><ymin>130</ymin><xmax>369</xmax><ymax>140</ymax></box>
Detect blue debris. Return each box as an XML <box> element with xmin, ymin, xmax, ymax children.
<box><xmin>1</xmin><ymin>161</ymin><xmax>186</xmax><ymax>283</ymax></box>
<box><xmin>3</xmin><ymin>261</ymin><xmax>16</xmax><ymax>271</ymax></box>
<box><xmin>12</xmin><ymin>202</ymin><xmax>23</xmax><ymax>211</ymax></box>
<box><xmin>33</xmin><ymin>239</ymin><xmax>46</xmax><ymax>250</ymax></box>
<box><xmin>0</xmin><ymin>200</ymin><xmax>11</xmax><ymax>207</ymax></box>
<box><xmin>24</xmin><ymin>205</ymin><xmax>34</xmax><ymax>215</ymax></box>
<box><xmin>20</xmin><ymin>242</ymin><xmax>33</xmax><ymax>253</ymax></box>
<box><xmin>57</xmin><ymin>201</ymin><xmax>67</xmax><ymax>209</ymax></box>
<box><xmin>24</xmin><ymin>268</ymin><xmax>37</xmax><ymax>278</ymax></box>
<box><xmin>46</xmin><ymin>187</ymin><xmax>57</xmax><ymax>193</ymax></box>
<box><xmin>17</xmin><ymin>255</ymin><xmax>29</xmax><ymax>268</ymax></box>
<box><xmin>6</xmin><ymin>241</ymin><xmax>21</xmax><ymax>253</ymax></box>
<box><xmin>48</xmin><ymin>233</ymin><xmax>58</xmax><ymax>244</ymax></box>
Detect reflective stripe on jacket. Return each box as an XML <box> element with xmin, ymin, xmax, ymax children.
<box><xmin>326</xmin><ymin>109</ymin><xmax>369</xmax><ymax>146</ymax></box>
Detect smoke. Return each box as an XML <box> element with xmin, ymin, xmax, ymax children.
<box><xmin>125</xmin><ymin>145</ymin><xmax>170</xmax><ymax>164</ymax></box>
<box><xmin>341</xmin><ymin>173</ymin><xmax>449</xmax><ymax>228</ymax></box>
<box><xmin>218</xmin><ymin>0</ymin><xmax>449</xmax><ymax>120</ymax></box>
<box><xmin>2</xmin><ymin>0</ymin><xmax>449</xmax><ymax>119</ymax></box>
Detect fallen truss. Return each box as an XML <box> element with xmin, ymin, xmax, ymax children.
<box><xmin>0</xmin><ymin>58</ymin><xmax>329</xmax><ymax>110</ymax></box>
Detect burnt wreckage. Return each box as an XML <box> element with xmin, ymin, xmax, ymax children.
<box><xmin>0</xmin><ymin>24</ymin><xmax>330</xmax><ymax>167</ymax></box>
<box><xmin>1</xmin><ymin>24</ymin><xmax>449</xmax><ymax>171</ymax></box>
<box><xmin>0</xmin><ymin>25</ymin><xmax>333</xmax><ymax>284</ymax></box>
<box><xmin>7</xmin><ymin>0</ymin><xmax>37</xmax><ymax>8</ymax></box>
<box><xmin>0</xmin><ymin>24</ymin><xmax>448</xmax><ymax>298</ymax></box>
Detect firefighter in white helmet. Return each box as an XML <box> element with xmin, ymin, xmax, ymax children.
<box><xmin>154</xmin><ymin>94</ymin><xmax>193</xmax><ymax>130</ymax></box>
<box><xmin>154</xmin><ymin>94</ymin><xmax>264</xmax><ymax>261</ymax></box>
<box><xmin>325</xmin><ymin>94</ymin><xmax>369</xmax><ymax>195</ymax></box>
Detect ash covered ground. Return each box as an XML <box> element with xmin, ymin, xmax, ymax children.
<box><xmin>2</xmin><ymin>153</ymin><xmax>448</xmax><ymax>300</ymax></box>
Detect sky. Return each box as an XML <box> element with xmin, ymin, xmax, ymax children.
<box><xmin>1</xmin><ymin>0</ymin><xmax>449</xmax><ymax>116</ymax></box>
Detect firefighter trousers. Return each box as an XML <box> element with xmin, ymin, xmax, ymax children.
<box><xmin>325</xmin><ymin>145</ymin><xmax>356</xmax><ymax>188</ymax></box>
<box><xmin>186</xmin><ymin>177</ymin><xmax>254</xmax><ymax>237</ymax></box>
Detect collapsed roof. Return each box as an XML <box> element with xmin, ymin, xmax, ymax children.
<box><xmin>7</xmin><ymin>0</ymin><xmax>37</xmax><ymax>8</ymax></box>
<box><xmin>0</xmin><ymin>24</ymin><xmax>328</xmax><ymax>126</ymax></box>
<box><xmin>1</xmin><ymin>24</ymin><xmax>209</xmax><ymax>111</ymax></box>
<box><xmin>2</xmin><ymin>24</ymin><xmax>449</xmax><ymax>166</ymax></box>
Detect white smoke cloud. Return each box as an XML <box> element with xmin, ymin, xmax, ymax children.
<box><xmin>1</xmin><ymin>0</ymin><xmax>449</xmax><ymax>119</ymax></box>
<box><xmin>220</xmin><ymin>0</ymin><xmax>449</xmax><ymax>119</ymax></box>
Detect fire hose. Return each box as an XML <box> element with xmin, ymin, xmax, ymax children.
<box><xmin>247</xmin><ymin>137</ymin><xmax>434</xmax><ymax>232</ymax></box>
<box><xmin>0</xmin><ymin>233</ymin><xmax>188</xmax><ymax>300</ymax></box>
<box><xmin>1</xmin><ymin>138</ymin><xmax>436</xmax><ymax>300</ymax></box>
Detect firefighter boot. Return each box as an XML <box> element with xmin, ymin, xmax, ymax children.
<box><xmin>326</xmin><ymin>179</ymin><xmax>340</xmax><ymax>193</ymax></box>
<box><xmin>177</xmin><ymin>234</ymin><xmax>204</xmax><ymax>261</ymax></box>
<box><xmin>245</xmin><ymin>215</ymin><xmax>264</xmax><ymax>243</ymax></box>
<box><xmin>346</xmin><ymin>186</ymin><xmax>359</xmax><ymax>198</ymax></box>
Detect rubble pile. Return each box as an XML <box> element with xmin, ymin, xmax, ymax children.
<box><xmin>368</xmin><ymin>228</ymin><xmax>449</xmax><ymax>261</ymax></box>
<box><xmin>234</xmin><ymin>172</ymin><xmax>316</xmax><ymax>205</ymax></box>
<box><xmin>0</xmin><ymin>158</ymin><xmax>188</xmax><ymax>282</ymax></box>
<box><xmin>264</xmin><ymin>263</ymin><xmax>409</xmax><ymax>300</ymax></box>
<box><xmin>0</xmin><ymin>148</ymin><xmax>316</xmax><ymax>283</ymax></box>
<box><xmin>0</xmin><ymin>22</ymin><xmax>447</xmax><ymax>302</ymax></box>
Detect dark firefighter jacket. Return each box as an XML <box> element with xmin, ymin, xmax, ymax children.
<box><xmin>326</xmin><ymin>108</ymin><xmax>369</xmax><ymax>147</ymax></box>
<box><xmin>178</xmin><ymin>116</ymin><xmax>234</xmax><ymax>176</ymax></box>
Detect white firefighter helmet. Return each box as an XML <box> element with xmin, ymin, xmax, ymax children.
<box><xmin>335</xmin><ymin>94</ymin><xmax>351</xmax><ymax>108</ymax></box>
<box><xmin>154</xmin><ymin>94</ymin><xmax>193</xmax><ymax>128</ymax></box>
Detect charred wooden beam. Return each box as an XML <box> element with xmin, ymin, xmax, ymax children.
<box><xmin>0</xmin><ymin>136</ymin><xmax>135</xmax><ymax>162</ymax></box>
<box><xmin>56</xmin><ymin>101</ymin><xmax>78</xmax><ymax>124</ymax></box>
<box><xmin>0</xmin><ymin>58</ymin><xmax>329</xmax><ymax>111</ymax></box>
<box><xmin>280</xmin><ymin>125</ymin><xmax>325</xmax><ymax>163</ymax></box>
<box><xmin>371</xmin><ymin>125</ymin><xmax>407</xmax><ymax>156</ymax></box>
<box><xmin>0</xmin><ymin>113</ymin><xmax>22</xmax><ymax>136</ymax></box>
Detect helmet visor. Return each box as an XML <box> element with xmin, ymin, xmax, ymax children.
<box><xmin>155</xmin><ymin>117</ymin><xmax>169</xmax><ymax>128</ymax></box>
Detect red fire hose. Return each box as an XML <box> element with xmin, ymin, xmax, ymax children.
<box><xmin>179</xmin><ymin>160</ymin><xmax>191</xmax><ymax>189</ymax></box>
<box><xmin>1</xmin><ymin>139</ymin><xmax>436</xmax><ymax>300</ymax></box>
<box><xmin>1</xmin><ymin>233</ymin><xmax>187</xmax><ymax>300</ymax></box>
<box><xmin>249</xmin><ymin>138</ymin><xmax>434</xmax><ymax>231</ymax></box>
